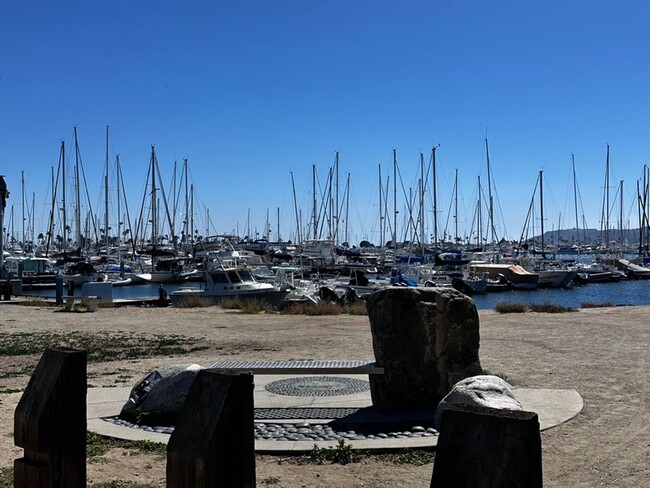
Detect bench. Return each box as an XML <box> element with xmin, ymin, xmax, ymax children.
<box><xmin>64</xmin><ymin>296</ymin><xmax>101</xmax><ymax>312</ymax></box>
<box><xmin>208</xmin><ymin>359</ymin><xmax>384</xmax><ymax>375</ymax></box>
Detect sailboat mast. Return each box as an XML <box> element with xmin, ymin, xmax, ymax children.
<box><xmin>184</xmin><ymin>159</ymin><xmax>189</xmax><ymax>250</ymax></box>
<box><xmin>150</xmin><ymin>146</ymin><xmax>158</xmax><ymax>250</ymax></box>
<box><xmin>637</xmin><ymin>179</ymin><xmax>643</xmax><ymax>256</ymax></box>
<box><xmin>477</xmin><ymin>175</ymin><xmax>482</xmax><ymax>249</ymax></box>
<box><xmin>641</xmin><ymin>165</ymin><xmax>650</xmax><ymax>256</ymax></box>
<box><xmin>539</xmin><ymin>171</ymin><xmax>546</xmax><ymax>259</ymax></box>
<box><xmin>378</xmin><ymin>164</ymin><xmax>383</xmax><ymax>249</ymax></box>
<box><xmin>61</xmin><ymin>140</ymin><xmax>67</xmax><ymax>255</ymax></box>
<box><xmin>312</xmin><ymin>164</ymin><xmax>317</xmax><ymax>240</ymax></box>
<box><xmin>432</xmin><ymin>146</ymin><xmax>438</xmax><ymax>251</ymax></box>
<box><xmin>606</xmin><ymin>144</ymin><xmax>610</xmax><ymax>250</ymax></box>
<box><xmin>290</xmin><ymin>171</ymin><xmax>301</xmax><ymax>245</ymax></box>
<box><xmin>73</xmin><ymin>127</ymin><xmax>82</xmax><ymax>250</ymax></box>
<box><xmin>335</xmin><ymin>151</ymin><xmax>339</xmax><ymax>245</ymax></box>
<box><xmin>419</xmin><ymin>152</ymin><xmax>425</xmax><ymax>256</ymax></box>
<box><xmin>485</xmin><ymin>137</ymin><xmax>496</xmax><ymax>255</ymax></box>
<box><xmin>104</xmin><ymin>126</ymin><xmax>110</xmax><ymax>253</ymax></box>
<box><xmin>392</xmin><ymin>149</ymin><xmax>397</xmax><ymax>249</ymax></box>
<box><xmin>21</xmin><ymin>170</ymin><xmax>25</xmax><ymax>253</ymax></box>
<box><xmin>454</xmin><ymin>168</ymin><xmax>459</xmax><ymax>246</ymax></box>
<box><xmin>572</xmin><ymin>154</ymin><xmax>579</xmax><ymax>236</ymax></box>
<box><xmin>190</xmin><ymin>183</ymin><xmax>194</xmax><ymax>250</ymax></box>
<box><xmin>345</xmin><ymin>172</ymin><xmax>350</xmax><ymax>245</ymax></box>
<box><xmin>116</xmin><ymin>155</ymin><xmax>122</xmax><ymax>250</ymax></box>
<box><xmin>619</xmin><ymin>180</ymin><xmax>624</xmax><ymax>251</ymax></box>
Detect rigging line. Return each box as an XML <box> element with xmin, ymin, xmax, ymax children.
<box><xmin>117</xmin><ymin>157</ymin><xmax>136</xmax><ymax>256</ymax></box>
<box><xmin>395</xmin><ymin>161</ymin><xmax>420</xmax><ymax>243</ymax></box>
<box><xmin>517</xmin><ymin>175</ymin><xmax>540</xmax><ymax>252</ymax></box>
<box><xmin>76</xmin><ymin>140</ymin><xmax>99</xmax><ymax>245</ymax></box>
<box><xmin>153</xmin><ymin>152</ymin><xmax>177</xmax><ymax>247</ymax></box>
<box><xmin>134</xmin><ymin>156</ymin><xmax>152</xmax><ymax>249</ymax></box>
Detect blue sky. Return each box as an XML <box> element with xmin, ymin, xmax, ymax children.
<box><xmin>2</xmin><ymin>0</ymin><xmax>650</xmax><ymax>246</ymax></box>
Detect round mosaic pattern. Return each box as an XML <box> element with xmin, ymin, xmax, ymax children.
<box><xmin>265</xmin><ymin>376</ymin><xmax>370</xmax><ymax>397</ymax></box>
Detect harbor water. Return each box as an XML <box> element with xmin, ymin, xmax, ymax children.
<box><xmin>24</xmin><ymin>279</ymin><xmax>650</xmax><ymax>310</ymax></box>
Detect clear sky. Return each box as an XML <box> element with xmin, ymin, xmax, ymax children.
<box><xmin>2</xmin><ymin>0</ymin><xmax>650</xmax><ymax>247</ymax></box>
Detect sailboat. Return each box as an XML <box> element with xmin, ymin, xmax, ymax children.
<box><xmin>130</xmin><ymin>146</ymin><xmax>198</xmax><ymax>283</ymax></box>
<box><xmin>514</xmin><ymin>171</ymin><xmax>577</xmax><ymax>288</ymax></box>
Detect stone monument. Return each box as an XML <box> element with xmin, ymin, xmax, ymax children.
<box><xmin>366</xmin><ymin>286</ymin><xmax>482</xmax><ymax>411</ymax></box>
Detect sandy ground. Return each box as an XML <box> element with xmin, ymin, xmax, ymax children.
<box><xmin>0</xmin><ymin>301</ymin><xmax>648</xmax><ymax>487</ymax></box>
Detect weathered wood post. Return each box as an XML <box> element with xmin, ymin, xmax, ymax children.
<box><xmin>167</xmin><ymin>369</ymin><xmax>256</xmax><ymax>487</ymax></box>
<box><xmin>430</xmin><ymin>403</ymin><xmax>543</xmax><ymax>488</ymax></box>
<box><xmin>14</xmin><ymin>347</ymin><xmax>87</xmax><ymax>488</ymax></box>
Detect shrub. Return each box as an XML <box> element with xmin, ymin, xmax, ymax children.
<box><xmin>581</xmin><ymin>301</ymin><xmax>614</xmax><ymax>309</ymax></box>
<box><xmin>529</xmin><ymin>302</ymin><xmax>577</xmax><ymax>313</ymax></box>
<box><xmin>375</xmin><ymin>448</ymin><xmax>435</xmax><ymax>465</ymax></box>
<box><xmin>308</xmin><ymin>439</ymin><xmax>359</xmax><ymax>465</ymax></box>
<box><xmin>281</xmin><ymin>302</ymin><xmax>343</xmax><ymax>315</ymax></box>
<box><xmin>0</xmin><ymin>467</ymin><xmax>12</xmax><ymax>488</ymax></box>
<box><xmin>343</xmin><ymin>301</ymin><xmax>368</xmax><ymax>315</ymax></box>
<box><xmin>219</xmin><ymin>298</ymin><xmax>268</xmax><ymax>313</ymax></box>
<box><xmin>237</xmin><ymin>299</ymin><xmax>268</xmax><ymax>314</ymax></box>
<box><xmin>18</xmin><ymin>298</ymin><xmax>51</xmax><ymax>307</ymax></box>
<box><xmin>175</xmin><ymin>296</ymin><xmax>211</xmax><ymax>308</ymax></box>
<box><xmin>494</xmin><ymin>301</ymin><xmax>527</xmax><ymax>313</ymax></box>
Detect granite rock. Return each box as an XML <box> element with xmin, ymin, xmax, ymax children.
<box><xmin>120</xmin><ymin>363</ymin><xmax>204</xmax><ymax>424</ymax></box>
<box><xmin>366</xmin><ymin>287</ymin><xmax>482</xmax><ymax>411</ymax></box>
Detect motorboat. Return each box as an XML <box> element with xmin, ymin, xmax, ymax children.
<box><xmin>170</xmin><ymin>264</ymin><xmax>288</xmax><ymax>307</ymax></box>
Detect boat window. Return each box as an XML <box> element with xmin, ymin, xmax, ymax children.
<box><xmin>210</xmin><ymin>272</ymin><xmax>230</xmax><ymax>284</ymax></box>
<box><xmin>238</xmin><ymin>269</ymin><xmax>255</xmax><ymax>282</ymax></box>
<box><xmin>227</xmin><ymin>270</ymin><xmax>242</xmax><ymax>283</ymax></box>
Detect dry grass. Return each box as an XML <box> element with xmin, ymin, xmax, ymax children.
<box><xmin>343</xmin><ymin>301</ymin><xmax>368</xmax><ymax>315</ymax></box>
<box><xmin>529</xmin><ymin>302</ymin><xmax>577</xmax><ymax>313</ymax></box>
<box><xmin>494</xmin><ymin>301</ymin><xmax>527</xmax><ymax>313</ymax></box>
<box><xmin>174</xmin><ymin>296</ymin><xmax>211</xmax><ymax>308</ymax></box>
<box><xmin>17</xmin><ymin>298</ymin><xmax>52</xmax><ymax>307</ymax></box>
<box><xmin>581</xmin><ymin>301</ymin><xmax>615</xmax><ymax>308</ymax></box>
<box><xmin>219</xmin><ymin>298</ymin><xmax>268</xmax><ymax>313</ymax></box>
<box><xmin>496</xmin><ymin>300</ymin><xmax>577</xmax><ymax>314</ymax></box>
<box><xmin>280</xmin><ymin>302</ymin><xmax>343</xmax><ymax>315</ymax></box>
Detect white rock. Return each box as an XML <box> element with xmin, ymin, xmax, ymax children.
<box><xmin>433</xmin><ymin>375</ymin><xmax>522</xmax><ymax>429</ymax></box>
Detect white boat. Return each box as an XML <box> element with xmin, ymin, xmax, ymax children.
<box><xmin>131</xmin><ymin>257</ymin><xmax>199</xmax><ymax>283</ymax></box>
<box><xmin>516</xmin><ymin>257</ymin><xmax>577</xmax><ymax>288</ymax></box>
<box><xmin>170</xmin><ymin>265</ymin><xmax>289</xmax><ymax>307</ymax></box>
<box><xmin>468</xmin><ymin>262</ymin><xmax>539</xmax><ymax>290</ymax></box>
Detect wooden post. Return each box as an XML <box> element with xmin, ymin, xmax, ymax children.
<box><xmin>14</xmin><ymin>348</ymin><xmax>87</xmax><ymax>488</ymax></box>
<box><xmin>167</xmin><ymin>369</ymin><xmax>256</xmax><ymax>487</ymax></box>
<box><xmin>431</xmin><ymin>403</ymin><xmax>543</xmax><ymax>488</ymax></box>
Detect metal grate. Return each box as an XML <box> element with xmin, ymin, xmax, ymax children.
<box><xmin>254</xmin><ymin>407</ymin><xmax>362</xmax><ymax>420</ymax></box>
<box><xmin>208</xmin><ymin>359</ymin><xmax>383</xmax><ymax>374</ymax></box>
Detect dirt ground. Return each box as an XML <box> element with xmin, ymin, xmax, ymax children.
<box><xmin>0</xmin><ymin>301</ymin><xmax>648</xmax><ymax>487</ymax></box>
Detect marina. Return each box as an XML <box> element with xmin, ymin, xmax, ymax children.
<box><xmin>17</xmin><ymin>266</ymin><xmax>650</xmax><ymax>310</ymax></box>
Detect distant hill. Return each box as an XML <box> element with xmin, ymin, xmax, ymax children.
<box><xmin>532</xmin><ymin>227</ymin><xmax>644</xmax><ymax>245</ymax></box>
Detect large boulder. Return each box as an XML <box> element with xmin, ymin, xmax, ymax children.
<box><xmin>366</xmin><ymin>286</ymin><xmax>482</xmax><ymax>411</ymax></box>
<box><xmin>433</xmin><ymin>375</ymin><xmax>523</xmax><ymax>429</ymax></box>
<box><xmin>120</xmin><ymin>363</ymin><xmax>204</xmax><ymax>424</ymax></box>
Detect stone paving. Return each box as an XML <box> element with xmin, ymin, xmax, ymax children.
<box><xmin>88</xmin><ymin>373</ymin><xmax>584</xmax><ymax>452</ymax></box>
